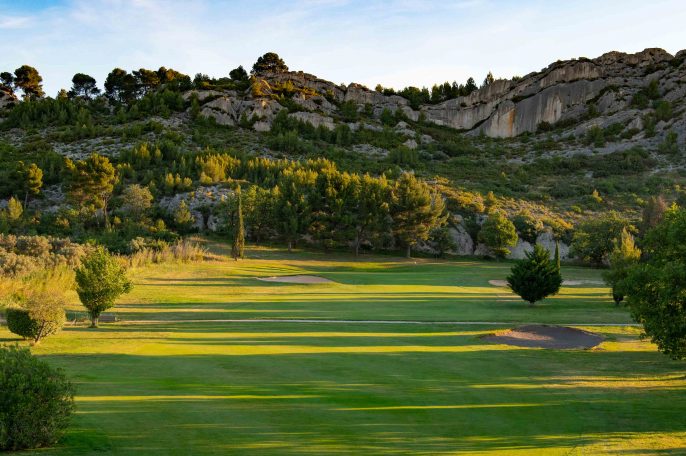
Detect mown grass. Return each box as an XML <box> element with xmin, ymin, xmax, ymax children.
<box><xmin>2</xmin><ymin>246</ymin><xmax>684</xmax><ymax>455</ymax></box>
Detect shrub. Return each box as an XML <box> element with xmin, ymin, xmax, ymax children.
<box><xmin>5</xmin><ymin>307</ymin><xmax>35</xmax><ymax>340</ymax></box>
<box><xmin>0</xmin><ymin>345</ymin><xmax>75</xmax><ymax>451</ymax></box>
<box><xmin>5</xmin><ymin>291</ymin><xmax>67</xmax><ymax>343</ymax></box>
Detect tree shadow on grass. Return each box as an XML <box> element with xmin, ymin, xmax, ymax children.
<box><xmin>40</xmin><ymin>346</ymin><xmax>686</xmax><ymax>455</ymax></box>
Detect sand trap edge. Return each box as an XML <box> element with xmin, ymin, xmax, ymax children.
<box><xmin>482</xmin><ymin>324</ymin><xmax>604</xmax><ymax>349</ymax></box>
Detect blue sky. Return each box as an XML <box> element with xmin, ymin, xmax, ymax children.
<box><xmin>2</xmin><ymin>0</ymin><xmax>685</xmax><ymax>96</ymax></box>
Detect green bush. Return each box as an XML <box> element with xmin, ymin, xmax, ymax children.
<box><xmin>5</xmin><ymin>307</ymin><xmax>35</xmax><ymax>340</ymax></box>
<box><xmin>0</xmin><ymin>345</ymin><xmax>75</xmax><ymax>451</ymax></box>
<box><xmin>5</xmin><ymin>291</ymin><xmax>66</xmax><ymax>343</ymax></box>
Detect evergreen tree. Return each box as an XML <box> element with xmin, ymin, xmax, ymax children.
<box><xmin>69</xmin><ymin>73</ymin><xmax>100</xmax><ymax>99</ymax></box>
<box><xmin>251</xmin><ymin>52</ymin><xmax>289</xmax><ymax>75</ymax></box>
<box><xmin>354</xmin><ymin>174</ymin><xmax>391</xmax><ymax>256</ymax></box>
<box><xmin>63</xmin><ymin>154</ymin><xmax>117</xmax><ymax>229</ymax></box>
<box><xmin>231</xmin><ymin>187</ymin><xmax>245</xmax><ymax>260</ymax></box>
<box><xmin>603</xmin><ymin>228</ymin><xmax>641</xmax><ymax>306</ymax></box>
<box><xmin>554</xmin><ymin>241</ymin><xmax>561</xmax><ymax>271</ymax></box>
<box><xmin>13</xmin><ymin>65</ymin><xmax>44</xmax><ymax>99</ymax></box>
<box><xmin>482</xmin><ymin>71</ymin><xmax>495</xmax><ymax>87</ymax></box>
<box><xmin>173</xmin><ymin>200</ymin><xmax>194</xmax><ymax>231</ymax></box>
<box><xmin>391</xmin><ymin>172</ymin><xmax>447</xmax><ymax>258</ymax></box>
<box><xmin>230</xmin><ymin>65</ymin><xmax>249</xmax><ymax>81</ymax></box>
<box><xmin>507</xmin><ymin>244</ymin><xmax>563</xmax><ymax>306</ymax></box>
<box><xmin>464</xmin><ymin>77</ymin><xmax>478</xmax><ymax>95</ymax></box>
<box><xmin>13</xmin><ymin>161</ymin><xmax>43</xmax><ymax>206</ymax></box>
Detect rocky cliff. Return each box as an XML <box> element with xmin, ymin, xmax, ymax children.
<box><xmin>189</xmin><ymin>48</ymin><xmax>685</xmax><ymax>141</ymax></box>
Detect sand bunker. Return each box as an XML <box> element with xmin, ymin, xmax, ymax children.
<box><xmin>488</xmin><ymin>279</ymin><xmax>603</xmax><ymax>287</ymax></box>
<box><xmin>483</xmin><ymin>324</ymin><xmax>603</xmax><ymax>349</ymax></box>
<box><xmin>256</xmin><ymin>275</ymin><xmax>334</xmax><ymax>284</ymax></box>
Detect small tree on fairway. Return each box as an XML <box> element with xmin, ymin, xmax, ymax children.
<box><xmin>554</xmin><ymin>241</ymin><xmax>561</xmax><ymax>271</ymax></box>
<box><xmin>232</xmin><ymin>187</ymin><xmax>245</xmax><ymax>260</ymax></box>
<box><xmin>75</xmin><ymin>247</ymin><xmax>132</xmax><ymax>327</ymax></box>
<box><xmin>602</xmin><ymin>228</ymin><xmax>641</xmax><ymax>306</ymax></box>
<box><xmin>507</xmin><ymin>244</ymin><xmax>562</xmax><ymax>306</ymax></box>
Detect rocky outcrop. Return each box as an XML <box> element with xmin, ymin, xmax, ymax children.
<box><xmin>0</xmin><ymin>88</ymin><xmax>17</xmax><ymax>110</ymax></box>
<box><xmin>505</xmin><ymin>231</ymin><xmax>571</xmax><ymax>260</ymax></box>
<box><xmin>187</xmin><ymin>47</ymin><xmax>684</xmax><ymax>139</ymax></box>
<box><xmin>422</xmin><ymin>48</ymin><xmax>680</xmax><ymax>137</ymax></box>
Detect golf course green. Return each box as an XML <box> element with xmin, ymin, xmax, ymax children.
<box><xmin>2</xmin><ymin>245</ymin><xmax>684</xmax><ymax>455</ymax></box>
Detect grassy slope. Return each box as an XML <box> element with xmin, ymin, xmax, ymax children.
<box><xmin>2</xmin><ymin>247</ymin><xmax>685</xmax><ymax>455</ymax></box>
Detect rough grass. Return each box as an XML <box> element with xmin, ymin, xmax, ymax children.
<box><xmin>1</xmin><ymin>245</ymin><xmax>684</xmax><ymax>455</ymax></box>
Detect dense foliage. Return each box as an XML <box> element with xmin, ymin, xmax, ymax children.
<box><xmin>623</xmin><ymin>206</ymin><xmax>686</xmax><ymax>359</ymax></box>
<box><xmin>507</xmin><ymin>244</ymin><xmax>562</xmax><ymax>306</ymax></box>
<box><xmin>0</xmin><ymin>345</ymin><xmax>75</xmax><ymax>451</ymax></box>
<box><xmin>5</xmin><ymin>290</ymin><xmax>66</xmax><ymax>343</ymax></box>
<box><xmin>75</xmin><ymin>246</ymin><xmax>132</xmax><ymax>327</ymax></box>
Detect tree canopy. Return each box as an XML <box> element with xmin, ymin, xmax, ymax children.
<box><xmin>624</xmin><ymin>205</ymin><xmax>686</xmax><ymax>359</ymax></box>
<box><xmin>252</xmin><ymin>52</ymin><xmax>289</xmax><ymax>75</ymax></box>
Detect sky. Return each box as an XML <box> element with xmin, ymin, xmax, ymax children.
<box><xmin>1</xmin><ymin>0</ymin><xmax>685</xmax><ymax>96</ymax></box>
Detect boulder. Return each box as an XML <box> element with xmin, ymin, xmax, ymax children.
<box><xmin>288</xmin><ymin>111</ymin><xmax>335</xmax><ymax>130</ymax></box>
<box><xmin>446</xmin><ymin>225</ymin><xmax>474</xmax><ymax>256</ymax></box>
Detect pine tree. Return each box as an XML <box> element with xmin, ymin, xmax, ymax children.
<box><xmin>391</xmin><ymin>172</ymin><xmax>446</xmax><ymax>258</ymax></box>
<box><xmin>232</xmin><ymin>187</ymin><xmax>245</xmax><ymax>260</ymax></box>
<box><xmin>507</xmin><ymin>245</ymin><xmax>563</xmax><ymax>306</ymax></box>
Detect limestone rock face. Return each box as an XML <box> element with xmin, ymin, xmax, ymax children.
<box><xmin>289</xmin><ymin>111</ymin><xmax>335</xmax><ymax>130</ymax></box>
<box><xmin>0</xmin><ymin>89</ymin><xmax>17</xmax><ymax>110</ymax></box>
<box><xmin>536</xmin><ymin>231</ymin><xmax>571</xmax><ymax>260</ymax></box>
<box><xmin>185</xmin><ymin>47</ymin><xmax>684</xmax><ymax>139</ymax></box>
<box><xmin>446</xmin><ymin>225</ymin><xmax>474</xmax><ymax>256</ymax></box>
<box><xmin>506</xmin><ymin>239</ymin><xmax>534</xmax><ymax>260</ymax></box>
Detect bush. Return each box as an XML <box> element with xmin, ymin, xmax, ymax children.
<box><xmin>5</xmin><ymin>307</ymin><xmax>35</xmax><ymax>340</ymax></box>
<box><xmin>0</xmin><ymin>345</ymin><xmax>75</xmax><ymax>451</ymax></box>
<box><xmin>5</xmin><ymin>291</ymin><xmax>67</xmax><ymax>343</ymax></box>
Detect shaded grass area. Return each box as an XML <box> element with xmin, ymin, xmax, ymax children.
<box><xmin>2</xmin><ymin>322</ymin><xmax>684</xmax><ymax>455</ymax></box>
<box><xmin>107</xmin><ymin>247</ymin><xmax>628</xmax><ymax>324</ymax></box>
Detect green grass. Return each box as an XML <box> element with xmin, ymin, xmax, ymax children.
<box><xmin>2</xmin><ymin>246</ymin><xmax>685</xmax><ymax>455</ymax></box>
<box><xmin>108</xmin><ymin>245</ymin><xmax>629</xmax><ymax>324</ymax></box>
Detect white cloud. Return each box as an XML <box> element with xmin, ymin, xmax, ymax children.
<box><xmin>0</xmin><ymin>0</ymin><xmax>685</xmax><ymax>95</ymax></box>
<box><xmin>0</xmin><ymin>15</ymin><xmax>32</xmax><ymax>29</ymax></box>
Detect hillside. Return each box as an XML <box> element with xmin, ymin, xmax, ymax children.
<box><xmin>0</xmin><ymin>48</ymin><xmax>684</xmax><ymax>259</ymax></box>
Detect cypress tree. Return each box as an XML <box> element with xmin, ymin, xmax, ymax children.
<box><xmin>507</xmin><ymin>245</ymin><xmax>563</xmax><ymax>306</ymax></box>
<box><xmin>554</xmin><ymin>241</ymin><xmax>561</xmax><ymax>271</ymax></box>
<box><xmin>232</xmin><ymin>187</ymin><xmax>245</xmax><ymax>260</ymax></box>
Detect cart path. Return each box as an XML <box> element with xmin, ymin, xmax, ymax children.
<box><xmin>112</xmin><ymin>318</ymin><xmax>640</xmax><ymax>327</ymax></box>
